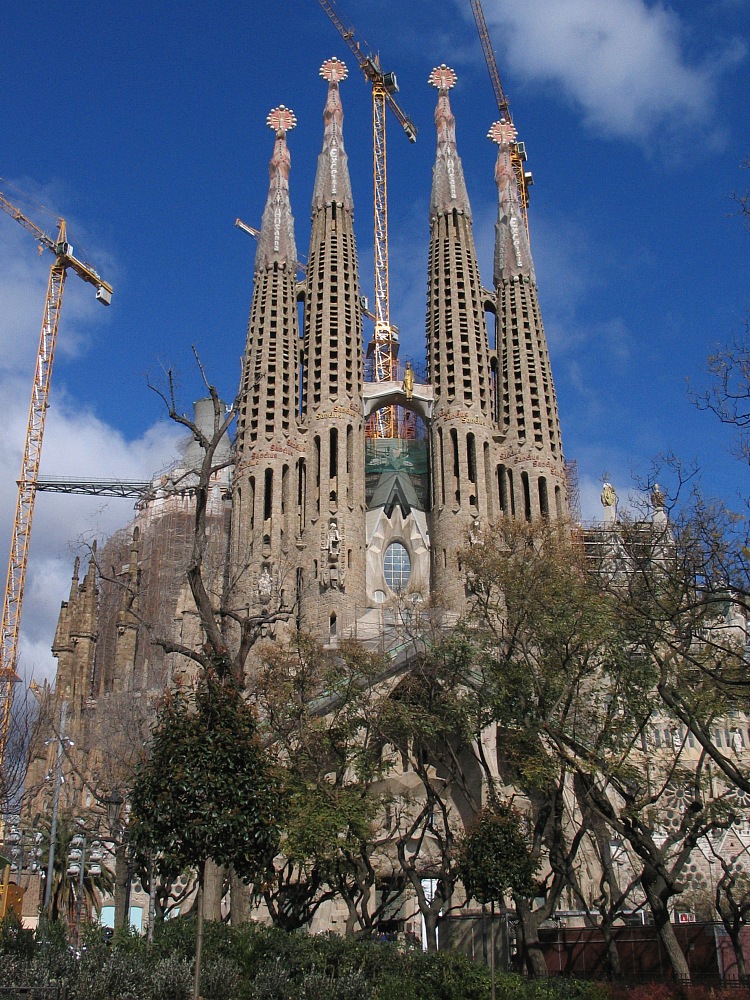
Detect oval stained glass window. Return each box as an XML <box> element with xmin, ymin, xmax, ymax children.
<box><xmin>384</xmin><ymin>542</ymin><xmax>411</xmax><ymax>592</ymax></box>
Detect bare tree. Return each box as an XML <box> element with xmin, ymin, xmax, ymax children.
<box><xmin>145</xmin><ymin>352</ymin><xmax>290</xmax><ymax>685</ymax></box>
<box><xmin>1</xmin><ymin>680</ymin><xmax>41</xmax><ymax>812</ymax></box>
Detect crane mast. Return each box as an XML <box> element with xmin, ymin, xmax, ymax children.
<box><xmin>470</xmin><ymin>0</ymin><xmax>533</xmax><ymax>233</ymax></box>
<box><xmin>0</xmin><ymin>187</ymin><xmax>112</xmax><ymax>768</ymax></box>
<box><xmin>316</xmin><ymin>0</ymin><xmax>417</xmax><ymax>438</ymax></box>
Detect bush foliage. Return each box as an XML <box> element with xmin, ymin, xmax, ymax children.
<box><xmin>3</xmin><ymin>915</ymin><xmax>743</xmax><ymax>1000</ymax></box>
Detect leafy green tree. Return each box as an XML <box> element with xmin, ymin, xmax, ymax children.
<box><xmin>254</xmin><ymin>634</ymin><xmax>404</xmax><ymax>936</ymax></box>
<box><xmin>459</xmin><ymin>515</ymin><xmax>748</xmax><ymax>982</ymax></box>
<box><xmin>457</xmin><ymin>804</ymin><xmax>537</xmax><ymax>905</ymax></box>
<box><xmin>129</xmin><ymin>669</ymin><xmax>280</xmax><ymax>997</ymax></box>
<box><xmin>457</xmin><ymin>804</ymin><xmax>537</xmax><ymax>997</ymax></box>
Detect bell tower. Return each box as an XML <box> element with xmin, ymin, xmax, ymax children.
<box><xmin>300</xmin><ymin>58</ymin><xmax>367</xmax><ymax>638</ymax></box>
<box><xmin>490</xmin><ymin>118</ymin><xmax>567</xmax><ymax>521</ymax></box>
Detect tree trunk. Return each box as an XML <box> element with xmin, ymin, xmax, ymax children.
<box><xmin>193</xmin><ymin>872</ymin><xmax>205</xmax><ymax>1000</ymax></box>
<box><xmin>600</xmin><ymin>920</ymin><xmax>622</xmax><ymax>978</ymax></box>
<box><xmin>422</xmin><ymin>906</ymin><xmax>440</xmax><ymax>951</ymax></box>
<box><xmin>228</xmin><ymin>869</ymin><xmax>252</xmax><ymax>925</ymax></box>
<box><xmin>202</xmin><ymin>859</ymin><xmax>223</xmax><ymax>922</ymax></box>
<box><xmin>515</xmin><ymin>899</ymin><xmax>549</xmax><ymax>978</ymax></box>
<box><xmin>722</xmin><ymin>918</ymin><xmax>747</xmax><ymax>983</ymax></box>
<box><xmin>147</xmin><ymin>857</ymin><xmax>157</xmax><ymax>944</ymax></box>
<box><xmin>113</xmin><ymin>843</ymin><xmax>129</xmax><ymax>930</ymax></box>
<box><xmin>344</xmin><ymin>900</ymin><xmax>359</xmax><ymax>938</ymax></box>
<box><xmin>643</xmin><ymin>881</ymin><xmax>690</xmax><ymax>982</ymax></box>
<box><xmin>490</xmin><ymin>901</ymin><xmax>496</xmax><ymax>1000</ymax></box>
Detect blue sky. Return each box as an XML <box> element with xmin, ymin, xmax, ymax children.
<box><xmin>1</xmin><ymin>0</ymin><xmax>748</xmax><ymax>681</ymax></box>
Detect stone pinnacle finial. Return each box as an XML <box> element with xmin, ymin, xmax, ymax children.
<box><xmin>320</xmin><ymin>57</ymin><xmax>348</xmax><ymax>84</ymax></box>
<box><xmin>488</xmin><ymin>119</ymin><xmax>518</xmax><ymax>146</ymax></box>
<box><xmin>267</xmin><ymin>105</ymin><xmax>297</xmax><ymax>136</ymax></box>
<box><xmin>312</xmin><ymin>55</ymin><xmax>353</xmax><ymax>210</ymax></box>
<box><xmin>429</xmin><ymin>63</ymin><xmax>470</xmax><ymax>217</ymax></box>
<box><xmin>429</xmin><ymin>64</ymin><xmax>457</xmax><ymax>90</ymax></box>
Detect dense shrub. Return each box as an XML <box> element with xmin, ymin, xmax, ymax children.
<box><xmin>73</xmin><ymin>947</ymin><xmax>145</xmax><ymax>1000</ymax></box>
<box><xmin>0</xmin><ymin>911</ymin><xmax>35</xmax><ymax>959</ymax></box>
<box><xmin>199</xmin><ymin>956</ymin><xmax>244</xmax><ymax>1000</ymax></box>
<box><xmin>12</xmin><ymin>916</ymin><xmax>732</xmax><ymax>1000</ymax></box>
<box><xmin>149</xmin><ymin>954</ymin><xmax>193</xmax><ymax>1000</ymax></box>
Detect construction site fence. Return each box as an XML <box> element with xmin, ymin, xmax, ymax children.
<box><xmin>442</xmin><ymin>914</ymin><xmax>750</xmax><ymax>986</ymax></box>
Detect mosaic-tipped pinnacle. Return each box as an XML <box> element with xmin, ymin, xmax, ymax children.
<box><xmin>267</xmin><ymin>105</ymin><xmax>297</xmax><ymax>134</ymax></box>
<box><xmin>428</xmin><ymin>64</ymin><xmax>457</xmax><ymax>90</ymax></box>
<box><xmin>488</xmin><ymin>119</ymin><xmax>517</xmax><ymax>145</ymax></box>
<box><xmin>320</xmin><ymin>57</ymin><xmax>348</xmax><ymax>83</ymax></box>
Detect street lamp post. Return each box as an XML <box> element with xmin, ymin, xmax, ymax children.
<box><xmin>0</xmin><ymin>815</ymin><xmax>20</xmax><ymax>919</ymax></box>
<box><xmin>105</xmin><ymin>788</ymin><xmax>132</xmax><ymax>932</ymax></box>
<box><xmin>68</xmin><ymin>831</ymin><xmax>86</xmax><ymax>952</ymax></box>
<box><xmin>44</xmin><ymin>700</ymin><xmax>69</xmax><ymax>913</ymax></box>
<box><xmin>1</xmin><ymin>816</ymin><xmax>43</xmax><ymax>919</ymax></box>
<box><xmin>67</xmin><ymin>825</ymin><xmax>103</xmax><ymax>951</ymax></box>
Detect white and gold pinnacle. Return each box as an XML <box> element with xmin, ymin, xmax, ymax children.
<box><xmin>428</xmin><ymin>64</ymin><xmax>457</xmax><ymax>90</ymax></box>
<box><xmin>267</xmin><ymin>105</ymin><xmax>297</xmax><ymax>135</ymax></box>
<box><xmin>488</xmin><ymin>119</ymin><xmax>518</xmax><ymax>146</ymax></box>
<box><xmin>320</xmin><ymin>56</ymin><xmax>348</xmax><ymax>84</ymax></box>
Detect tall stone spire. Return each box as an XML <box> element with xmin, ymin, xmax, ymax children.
<box><xmin>426</xmin><ymin>66</ymin><xmax>494</xmax><ymax>604</ymax></box>
<box><xmin>312</xmin><ymin>57</ymin><xmax>353</xmax><ymax>213</ymax></box>
<box><xmin>301</xmin><ymin>58</ymin><xmax>366</xmax><ymax>636</ymax></box>
<box><xmin>52</xmin><ymin>547</ymin><xmax>98</xmax><ymax>722</ymax></box>
<box><xmin>255</xmin><ymin>105</ymin><xmax>298</xmax><ymax>271</ymax></box>
<box><xmin>231</xmin><ymin>106</ymin><xmax>303</xmax><ymax>630</ymax></box>
<box><xmin>429</xmin><ymin>65</ymin><xmax>472</xmax><ymax>219</ymax></box>
<box><xmin>491</xmin><ymin>119</ymin><xmax>535</xmax><ymax>284</ymax></box>
<box><xmin>490</xmin><ymin>120</ymin><xmax>567</xmax><ymax>521</ymax></box>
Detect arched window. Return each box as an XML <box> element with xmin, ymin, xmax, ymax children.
<box><xmin>384</xmin><ymin>542</ymin><xmax>411</xmax><ymax>593</ymax></box>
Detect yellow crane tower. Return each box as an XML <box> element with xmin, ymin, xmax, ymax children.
<box><xmin>316</xmin><ymin>0</ymin><xmax>417</xmax><ymax>439</ymax></box>
<box><xmin>470</xmin><ymin>0</ymin><xmax>534</xmax><ymax>235</ymax></box>
<box><xmin>0</xmin><ymin>186</ymin><xmax>112</xmax><ymax>767</ymax></box>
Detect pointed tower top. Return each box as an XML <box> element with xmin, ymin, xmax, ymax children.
<box><xmin>488</xmin><ymin>118</ymin><xmax>517</xmax><ymax>147</ymax></box>
<box><xmin>429</xmin><ymin>64</ymin><xmax>471</xmax><ymax>219</ymax></box>
<box><xmin>489</xmin><ymin>119</ymin><xmax>535</xmax><ymax>283</ymax></box>
<box><xmin>320</xmin><ymin>56</ymin><xmax>348</xmax><ymax>84</ymax></box>
<box><xmin>428</xmin><ymin>64</ymin><xmax>457</xmax><ymax>91</ymax></box>
<box><xmin>312</xmin><ymin>57</ymin><xmax>353</xmax><ymax>211</ymax></box>
<box><xmin>267</xmin><ymin>105</ymin><xmax>297</xmax><ymax>136</ymax></box>
<box><xmin>68</xmin><ymin>556</ymin><xmax>81</xmax><ymax>602</ymax></box>
<box><xmin>255</xmin><ymin>105</ymin><xmax>298</xmax><ymax>271</ymax></box>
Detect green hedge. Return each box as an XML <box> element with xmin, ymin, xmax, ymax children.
<box><xmin>0</xmin><ymin>914</ymin><xmax>609</xmax><ymax>1000</ymax></box>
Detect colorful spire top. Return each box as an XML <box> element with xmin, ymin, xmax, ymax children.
<box><xmin>255</xmin><ymin>105</ymin><xmax>297</xmax><ymax>271</ymax></box>
<box><xmin>312</xmin><ymin>57</ymin><xmax>353</xmax><ymax>210</ymax></box>
<box><xmin>320</xmin><ymin>57</ymin><xmax>347</xmax><ymax>136</ymax></box>
<box><xmin>429</xmin><ymin>65</ymin><xmax>470</xmax><ymax>219</ymax></box>
<box><xmin>430</xmin><ymin>64</ymin><xmax>457</xmax><ymax>144</ymax></box>
<box><xmin>267</xmin><ymin>105</ymin><xmax>297</xmax><ymax>136</ymax></box>
<box><xmin>320</xmin><ymin>56</ymin><xmax>348</xmax><ymax>84</ymax></box>
<box><xmin>429</xmin><ymin>64</ymin><xmax>457</xmax><ymax>91</ymax></box>
<box><xmin>488</xmin><ymin>118</ymin><xmax>518</xmax><ymax>147</ymax></box>
<box><xmin>490</xmin><ymin>119</ymin><xmax>534</xmax><ymax>284</ymax></box>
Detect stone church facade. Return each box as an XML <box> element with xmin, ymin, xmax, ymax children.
<box><xmin>21</xmin><ymin>58</ymin><xmax>749</xmax><ymax>957</ymax></box>
<box><xmin>21</xmin><ymin>55</ymin><xmax>569</xmax><ymax>932</ymax></box>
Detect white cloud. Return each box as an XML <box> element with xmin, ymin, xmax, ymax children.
<box><xmin>0</xmin><ymin>381</ymin><xmax>182</xmax><ymax>684</ymax></box>
<box><xmin>481</xmin><ymin>0</ymin><xmax>745</xmax><ymax>140</ymax></box>
<box><xmin>0</xmin><ymin>205</ymin><xmax>182</xmax><ymax>686</ymax></box>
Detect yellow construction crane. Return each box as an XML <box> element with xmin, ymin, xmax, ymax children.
<box><xmin>470</xmin><ymin>0</ymin><xmax>534</xmax><ymax>234</ymax></box>
<box><xmin>316</xmin><ymin>0</ymin><xmax>417</xmax><ymax>438</ymax></box>
<box><xmin>0</xmin><ymin>185</ymin><xmax>112</xmax><ymax>765</ymax></box>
